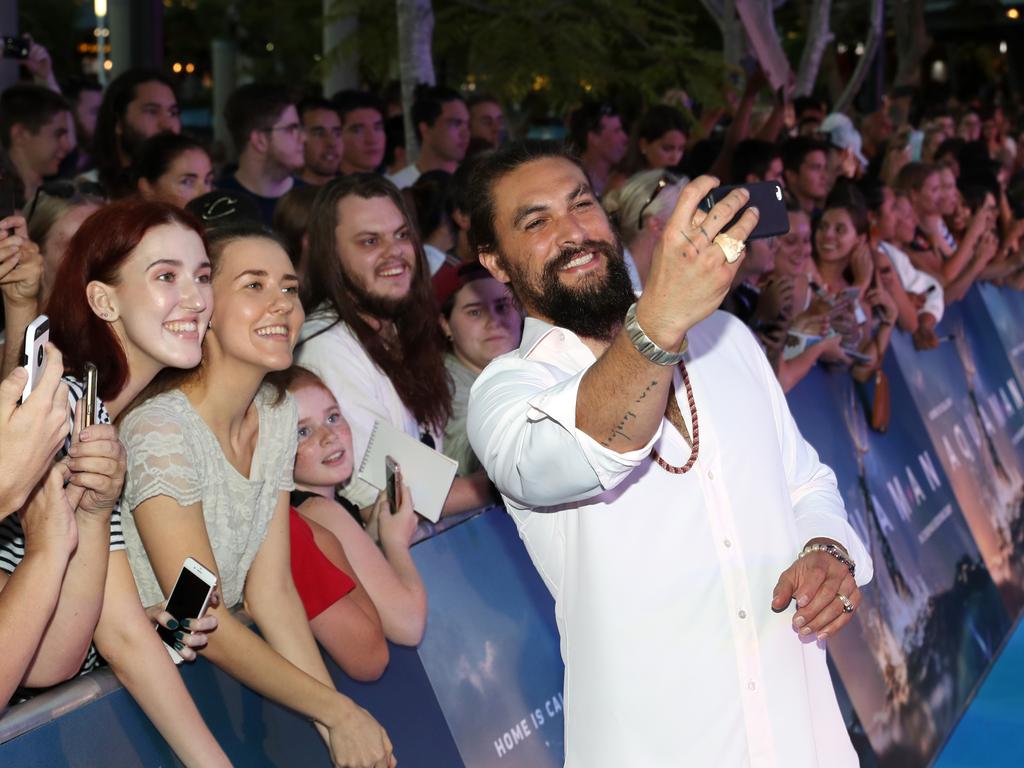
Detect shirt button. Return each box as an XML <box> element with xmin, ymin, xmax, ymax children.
<box><xmin>738</xmin><ymin>610</ymin><xmax>747</xmax><ymax>619</ymax></box>
<box><xmin>707</xmin><ymin>470</ymin><xmax>714</xmax><ymax>480</ymax></box>
<box><xmin>723</xmin><ymin>538</ymin><xmax>732</xmax><ymax>548</ymax></box>
<box><xmin>747</xmin><ymin>681</ymin><xmax>757</xmax><ymax>691</ymax></box>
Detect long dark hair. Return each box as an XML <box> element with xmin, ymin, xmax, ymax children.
<box><xmin>93</xmin><ymin>69</ymin><xmax>177</xmax><ymax>198</ymax></box>
<box><xmin>302</xmin><ymin>174</ymin><xmax>451</xmax><ymax>432</ymax></box>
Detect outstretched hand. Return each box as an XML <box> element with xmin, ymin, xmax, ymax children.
<box><xmin>771</xmin><ymin>539</ymin><xmax>861</xmax><ymax>642</ymax></box>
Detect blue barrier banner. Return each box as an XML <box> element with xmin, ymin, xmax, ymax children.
<box><xmin>412</xmin><ymin>509</ymin><xmax>565</xmax><ymax>767</ymax></box>
<box><xmin>788</xmin><ymin>363</ymin><xmax>1010</xmax><ymax>767</ymax></box>
<box><xmin>976</xmin><ymin>283</ymin><xmax>1024</xmax><ymax>387</ymax></box>
<box><xmin>888</xmin><ymin>322</ymin><xmax>1024</xmax><ymax>610</ymax></box>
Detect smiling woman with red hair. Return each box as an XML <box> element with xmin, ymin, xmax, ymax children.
<box><xmin>34</xmin><ymin>198</ymin><xmax>230</xmax><ymax>766</ymax></box>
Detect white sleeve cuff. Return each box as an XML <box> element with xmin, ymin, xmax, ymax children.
<box><xmin>527</xmin><ymin>369</ymin><xmax>664</xmax><ymax>490</ymax></box>
<box><xmin>794</xmin><ymin>505</ymin><xmax>874</xmax><ymax>587</ymax></box>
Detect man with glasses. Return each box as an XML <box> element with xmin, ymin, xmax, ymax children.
<box><xmin>220</xmin><ymin>83</ymin><xmax>307</xmax><ymax>224</ymax></box>
<box><xmin>297</xmin><ymin>97</ymin><xmax>343</xmax><ymax>186</ymax></box>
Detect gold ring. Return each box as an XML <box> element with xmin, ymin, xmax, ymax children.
<box><xmin>714</xmin><ymin>233</ymin><xmax>745</xmax><ymax>264</ymax></box>
<box><xmin>836</xmin><ymin>593</ymin><xmax>855</xmax><ymax>614</ymax></box>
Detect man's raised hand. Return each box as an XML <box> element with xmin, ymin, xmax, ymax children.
<box><xmin>636</xmin><ymin>176</ymin><xmax>760</xmax><ymax>351</ymax></box>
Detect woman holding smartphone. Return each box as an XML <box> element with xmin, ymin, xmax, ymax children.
<box><xmin>284</xmin><ymin>366</ymin><xmax>427</xmax><ymax>649</ymax></box>
<box><xmin>117</xmin><ymin>224</ymin><xmax>395</xmax><ymax>768</ymax></box>
<box><xmin>811</xmin><ymin>185</ymin><xmax>898</xmax><ymax>379</ymax></box>
<box><xmin>43</xmin><ymin>199</ymin><xmax>229</xmax><ymax>766</ymax></box>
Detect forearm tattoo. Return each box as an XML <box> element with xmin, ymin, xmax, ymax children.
<box><xmin>601</xmin><ymin>378</ymin><xmax>660</xmax><ymax>447</ymax></box>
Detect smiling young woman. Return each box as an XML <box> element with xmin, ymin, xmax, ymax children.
<box><xmin>117</xmin><ymin>224</ymin><xmax>396</xmax><ymax>768</ymax></box>
<box><xmin>41</xmin><ymin>199</ymin><xmax>228</xmax><ymax>767</ymax></box>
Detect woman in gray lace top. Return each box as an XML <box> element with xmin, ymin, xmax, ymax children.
<box><xmin>118</xmin><ymin>225</ymin><xmax>395</xmax><ymax>768</ymax></box>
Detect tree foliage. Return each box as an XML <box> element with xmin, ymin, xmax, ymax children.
<box><xmin>334</xmin><ymin>0</ymin><xmax>727</xmax><ymax>111</ymax></box>
<box><xmin>164</xmin><ymin>0</ymin><xmax>325</xmax><ymax>84</ymax></box>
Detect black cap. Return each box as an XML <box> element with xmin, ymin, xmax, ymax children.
<box><xmin>185</xmin><ymin>190</ymin><xmax>263</xmax><ymax>229</ymax></box>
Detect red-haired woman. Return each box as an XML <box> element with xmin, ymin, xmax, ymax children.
<box><xmin>39</xmin><ymin>199</ymin><xmax>230</xmax><ymax>766</ymax></box>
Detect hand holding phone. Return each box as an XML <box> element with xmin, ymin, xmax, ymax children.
<box><xmin>158</xmin><ymin>557</ymin><xmax>218</xmax><ymax>664</ymax></box>
<box><xmin>0</xmin><ymin>343</ymin><xmax>70</xmax><ymax>516</ymax></box>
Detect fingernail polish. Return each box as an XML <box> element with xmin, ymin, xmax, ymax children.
<box><xmin>174</xmin><ymin>641</ymin><xmax>184</xmax><ymax>651</ymax></box>
<box><xmin>181</xmin><ymin>619</ymin><xmax>192</xmax><ymax>629</ymax></box>
<box><xmin>794</xmin><ymin>616</ymin><xmax>806</xmax><ymax>628</ymax></box>
<box><xmin>818</xmin><ymin>632</ymin><xmax>829</xmax><ymax>641</ymax></box>
<box><xmin>174</xmin><ymin>631</ymin><xmax>185</xmax><ymax>641</ymax></box>
<box><xmin>800</xmin><ymin>627</ymin><xmax>812</xmax><ymax>636</ymax></box>
<box><xmin>797</xmin><ymin>595</ymin><xmax>809</xmax><ymax>607</ymax></box>
<box><xmin>165</xmin><ymin>619</ymin><xmax>179</xmax><ymax>630</ymax></box>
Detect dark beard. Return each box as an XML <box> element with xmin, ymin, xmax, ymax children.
<box><xmin>119</xmin><ymin>122</ymin><xmax>149</xmax><ymax>164</ymax></box>
<box><xmin>500</xmin><ymin>237</ymin><xmax>636</xmax><ymax>342</ymax></box>
<box><xmin>345</xmin><ymin>272</ymin><xmax>413</xmax><ymax>320</ymax></box>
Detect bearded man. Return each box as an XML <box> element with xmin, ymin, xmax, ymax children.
<box><xmin>466</xmin><ymin>141</ymin><xmax>873</xmax><ymax>767</ymax></box>
<box><xmin>297</xmin><ymin>174</ymin><xmax>494</xmax><ymax>515</ymax></box>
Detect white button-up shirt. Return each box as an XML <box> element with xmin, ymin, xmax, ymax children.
<box><xmin>468</xmin><ymin>311</ymin><xmax>873</xmax><ymax>768</ymax></box>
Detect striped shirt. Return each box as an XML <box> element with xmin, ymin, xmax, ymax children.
<box><xmin>0</xmin><ymin>376</ymin><xmax>125</xmax><ymax>678</ymax></box>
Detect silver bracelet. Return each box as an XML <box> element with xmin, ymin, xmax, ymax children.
<box><xmin>623</xmin><ymin>302</ymin><xmax>687</xmax><ymax>366</ymax></box>
<box><xmin>799</xmin><ymin>541</ymin><xmax>856</xmax><ymax>577</ymax></box>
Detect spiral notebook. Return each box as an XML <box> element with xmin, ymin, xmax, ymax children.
<box><xmin>357</xmin><ymin>419</ymin><xmax>458</xmax><ymax>523</ymax></box>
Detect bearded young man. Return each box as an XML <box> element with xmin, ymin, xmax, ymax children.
<box><xmin>297</xmin><ymin>174</ymin><xmax>494</xmax><ymax>515</ymax></box>
<box><xmin>466</xmin><ymin>142</ymin><xmax>873</xmax><ymax>768</ymax></box>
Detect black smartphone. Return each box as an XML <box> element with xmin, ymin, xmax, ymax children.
<box><xmin>698</xmin><ymin>180</ymin><xmax>789</xmax><ymax>240</ymax></box>
<box><xmin>82</xmin><ymin>362</ymin><xmax>98</xmax><ymax>429</ymax></box>
<box><xmin>385</xmin><ymin>455</ymin><xmax>400</xmax><ymax>515</ymax></box>
<box><xmin>158</xmin><ymin>557</ymin><xmax>218</xmax><ymax>665</ymax></box>
<box><xmin>1</xmin><ymin>35</ymin><xmax>29</xmax><ymax>60</ymax></box>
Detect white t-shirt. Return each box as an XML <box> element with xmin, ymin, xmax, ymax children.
<box><xmin>297</xmin><ymin>308</ymin><xmax>440</xmax><ymax>508</ymax></box>
<box><xmin>386</xmin><ymin>163</ymin><xmax>421</xmax><ymax>190</ymax></box>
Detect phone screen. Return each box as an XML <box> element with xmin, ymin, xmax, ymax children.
<box><xmin>157</xmin><ymin>566</ymin><xmax>214</xmax><ymax>649</ymax></box>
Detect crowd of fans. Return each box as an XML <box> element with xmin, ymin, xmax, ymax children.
<box><xmin>0</xmin><ymin>37</ymin><xmax>1023</xmax><ymax>767</ymax></box>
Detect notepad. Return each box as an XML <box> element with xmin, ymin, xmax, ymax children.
<box><xmin>357</xmin><ymin>420</ymin><xmax>458</xmax><ymax>523</ymax></box>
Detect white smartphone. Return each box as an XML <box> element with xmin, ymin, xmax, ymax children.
<box><xmin>158</xmin><ymin>557</ymin><xmax>218</xmax><ymax>665</ymax></box>
<box><xmin>19</xmin><ymin>314</ymin><xmax>49</xmax><ymax>404</ymax></box>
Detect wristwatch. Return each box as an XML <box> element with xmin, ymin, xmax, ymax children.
<box><xmin>624</xmin><ymin>302</ymin><xmax>687</xmax><ymax>366</ymax></box>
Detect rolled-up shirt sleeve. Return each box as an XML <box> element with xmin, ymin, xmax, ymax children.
<box><xmin>469</xmin><ymin>356</ymin><xmax>661</xmax><ymax>510</ymax></box>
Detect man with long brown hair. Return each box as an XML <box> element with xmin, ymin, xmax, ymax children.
<box><xmin>297</xmin><ymin>174</ymin><xmax>493</xmax><ymax>514</ymax></box>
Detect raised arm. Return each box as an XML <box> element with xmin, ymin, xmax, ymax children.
<box><xmin>472</xmin><ymin>177</ymin><xmax>759</xmax><ymax>507</ymax></box>
<box><xmin>301</xmin><ymin>489</ymin><xmax>427</xmax><ymax>647</ymax></box>
<box><xmin>576</xmin><ymin>177</ymin><xmax>759</xmax><ymax>452</ymax></box>
<box><xmin>22</xmin><ymin>415</ymin><xmax>125</xmax><ymax>686</ymax></box>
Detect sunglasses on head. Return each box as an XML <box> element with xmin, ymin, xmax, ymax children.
<box><xmin>26</xmin><ymin>180</ymin><xmax>107</xmax><ymax>222</ymax></box>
